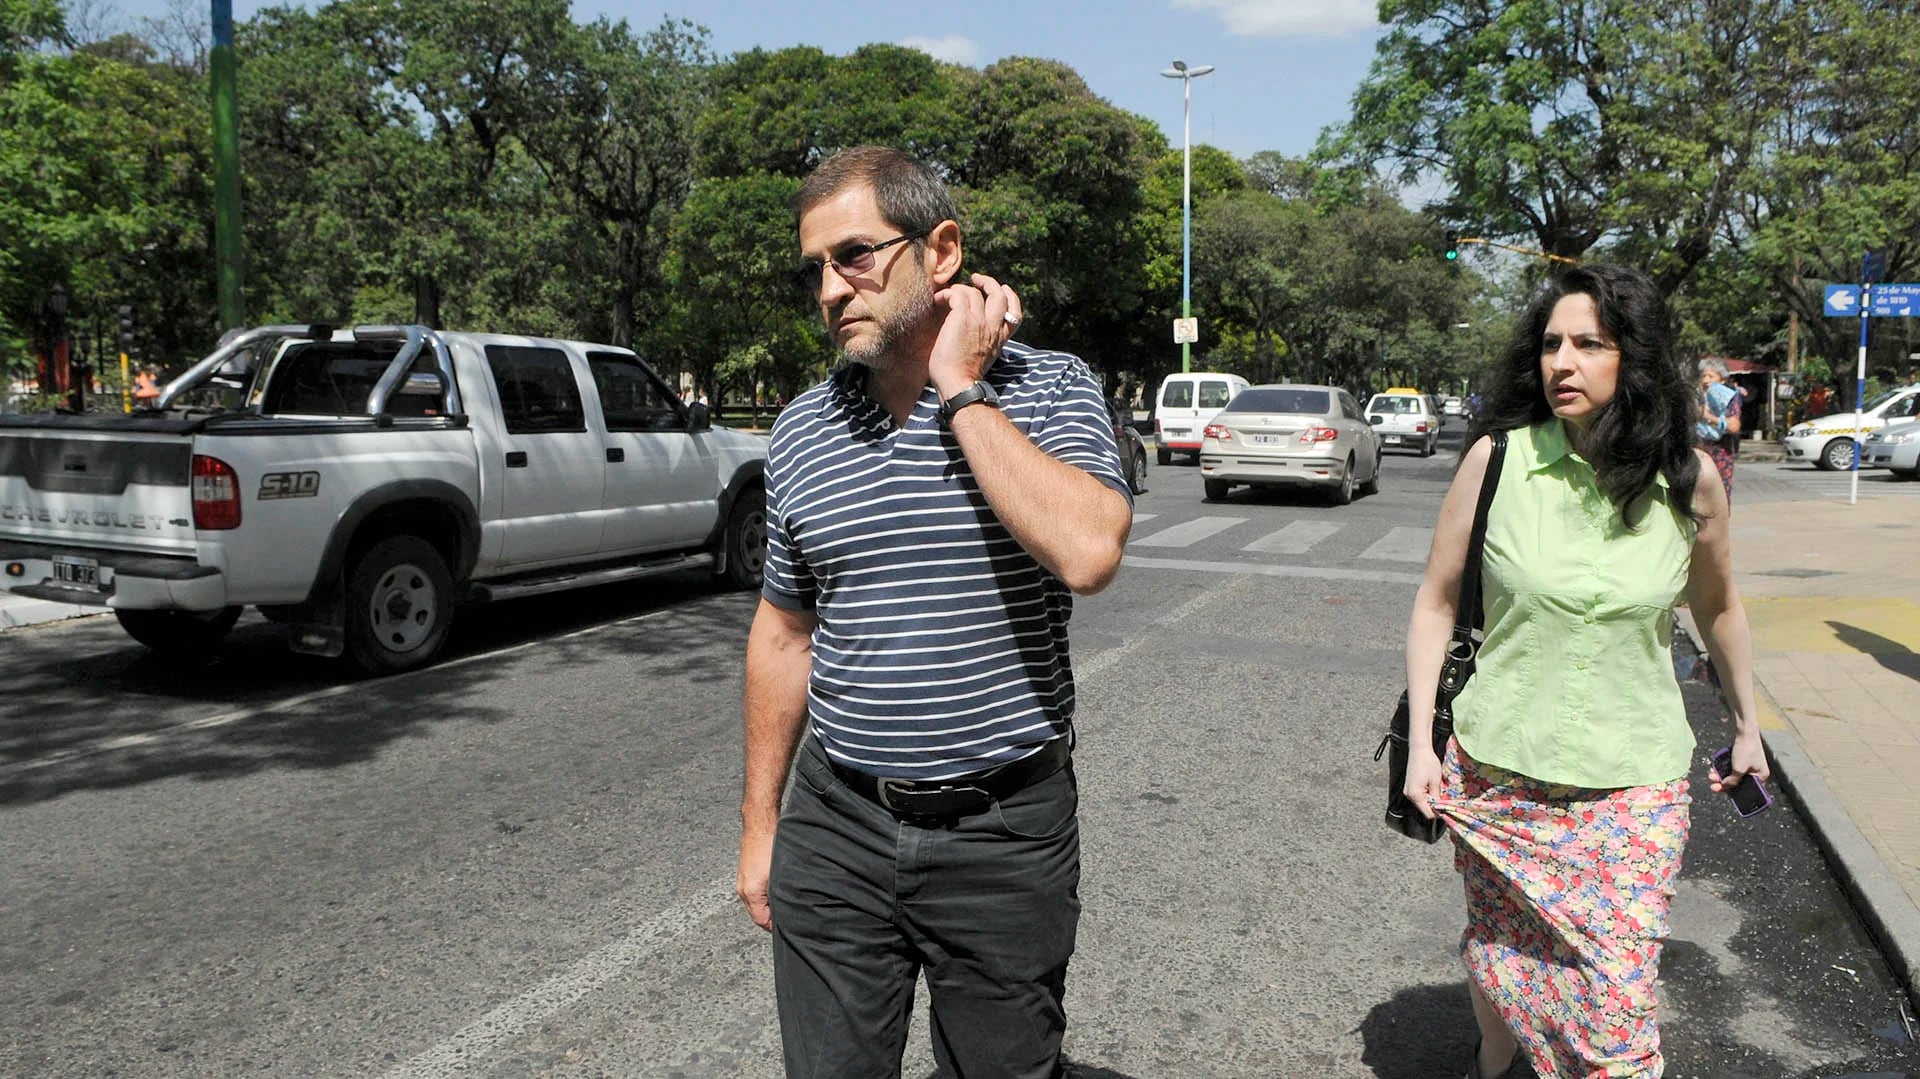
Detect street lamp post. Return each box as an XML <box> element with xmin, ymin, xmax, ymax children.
<box><xmin>1161</xmin><ymin>59</ymin><xmax>1213</xmax><ymax>374</ymax></box>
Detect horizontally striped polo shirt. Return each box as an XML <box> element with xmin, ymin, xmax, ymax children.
<box><xmin>762</xmin><ymin>342</ymin><xmax>1131</xmax><ymax>781</ymax></box>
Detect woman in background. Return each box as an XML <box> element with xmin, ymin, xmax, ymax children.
<box><xmin>1696</xmin><ymin>357</ymin><xmax>1740</xmax><ymax>500</ymax></box>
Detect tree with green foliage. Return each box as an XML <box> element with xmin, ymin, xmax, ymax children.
<box><xmin>1190</xmin><ymin>162</ymin><xmax>1479</xmax><ymax>397</ymax></box>
<box><xmin>1323</xmin><ymin>0</ymin><xmax>1799</xmax><ymax>295</ymax></box>
<box><xmin>522</xmin><ymin>17</ymin><xmax>712</xmax><ymax>349</ymax></box>
<box><xmin>2</xmin><ymin>1</ymin><xmax>211</xmax><ymax>390</ymax></box>
<box><xmin>1725</xmin><ymin>0</ymin><xmax>1920</xmax><ymax>400</ymax></box>
<box><xmin>664</xmin><ymin>172</ymin><xmax>820</xmax><ymax>418</ymax></box>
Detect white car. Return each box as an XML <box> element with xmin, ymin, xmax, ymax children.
<box><xmin>1861</xmin><ymin>419</ymin><xmax>1920</xmax><ymax>478</ymax></box>
<box><xmin>1782</xmin><ymin>384</ymin><xmax>1920</xmax><ymax>470</ymax></box>
<box><xmin>1198</xmin><ymin>384</ymin><xmax>1382</xmax><ymax>505</ymax></box>
<box><xmin>1365</xmin><ymin>391</ymin><xmax>1441</xmax><ymax>456</ymax></box>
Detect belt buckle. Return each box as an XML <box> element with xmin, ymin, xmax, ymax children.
<box><xmin>878</xmin><ymin>779</ymin><xmax>987</xmax><ymax>819</ymax></box>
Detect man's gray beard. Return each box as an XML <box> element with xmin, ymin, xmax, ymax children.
<box><xmin>841</xmin><ymin>276</ymin><xmax>936</xmax><ymax>370</ymax></box>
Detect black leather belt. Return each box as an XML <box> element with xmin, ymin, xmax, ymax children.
<box><xmin>828</xmin><ymin>737</ymin><xmax>1071</xmax><ymax>821</ymax></box>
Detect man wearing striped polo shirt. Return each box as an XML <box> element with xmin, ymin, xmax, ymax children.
<box><xmin>736</xmin><ymin>145</ymin><xmax>1133</xmax><ymax>1077</ymax></box>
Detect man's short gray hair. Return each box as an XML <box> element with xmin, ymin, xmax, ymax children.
<box><xmin>795</xmin><ymin>146</ymin><xmax>958</xmax><ymax>237</ymax></box>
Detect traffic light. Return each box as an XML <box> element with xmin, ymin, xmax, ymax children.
<box><xmin>1444</xmin><ymin>230</ymin><xmax>1460</xmax><ymax>262</ymax></box>
<box><xmin>116</xmin><ymin>305</ymin><xmax>134</xmax><ymax>355</ymax></box>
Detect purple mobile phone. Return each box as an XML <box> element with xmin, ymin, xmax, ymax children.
<box><xmin>1711</xmin><ymin>747</ymin><xmax>1772</xmax><ymax>817</ymax></box>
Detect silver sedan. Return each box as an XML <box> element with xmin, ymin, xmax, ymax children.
<box><xmin>1199</xmin><ymin>384</ymin><xmax>1383</xmax><ymax>504</ymax></box>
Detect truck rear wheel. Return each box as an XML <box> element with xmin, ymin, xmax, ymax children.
<box><xmin>345</xmin><ymin>535</ymin><xmax>452</xmax><ymax>674</ymax></box>
<box><xmin>115</xmin><ymin>607</ymin><xmax>241</xmax><ymax>657</ymax></box>
<box><xmin>721</xmin><ymin>486</ymin><xmax>767</xmax><ymax>590</ymax></box>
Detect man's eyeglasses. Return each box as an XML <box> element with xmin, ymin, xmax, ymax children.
<box><xmin>793</xmin><ymin>231</ymin><xmax>928</xmax><ymax>294</ymax></box>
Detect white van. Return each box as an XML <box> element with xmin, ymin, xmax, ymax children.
<box><xmin>1154</xmin><ymin>371</ymin><xmax>1249</xmax><ymax>464</ymax></box>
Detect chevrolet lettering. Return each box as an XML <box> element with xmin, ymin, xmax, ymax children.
<box><xmin>2</xmin><ymin>505</ymin><xmax>174</xmax><ymax>530</ymax></box>
<box><xmin>0</xmin><ymin>324</ymin><xmax>770</xmax><ymax>674</ymax></box>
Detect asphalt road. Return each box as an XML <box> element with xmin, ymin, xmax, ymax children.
<box><xmin>2</xmin><ymin>428</ymin><xmax>1916</xmax><ymax>1078</ymax></box>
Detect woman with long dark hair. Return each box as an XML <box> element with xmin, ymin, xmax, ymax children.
<box><xmin>1401</xmin><ymin>264</ymin><xmax>1768</xmax><ymax>1078</ymax></box>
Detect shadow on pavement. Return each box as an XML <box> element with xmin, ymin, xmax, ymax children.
<box><xmin>1356</xmin><ymin>980</ymin><xmax>1479</xmax><ymax>1079</ymax></box>
<box><xmin>1827</xmin><ymin>621</ymin><xmax>1920</xmax><ymax>686</ymax></box>
<box><xmin>0</xmin><ymin>573</ymin><xmax>751</xmax><ymax>807</ymax></box>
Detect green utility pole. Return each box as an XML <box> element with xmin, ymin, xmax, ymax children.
<box><xmin>211</xmin><ymin>0</ymin><xmax>244</xmax><ymax>330</ymax></box>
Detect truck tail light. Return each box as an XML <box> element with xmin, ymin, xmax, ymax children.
<box><xmin>1204</xmin><ymin>423</ymin><xmax>1232</xmax><ymax>442</ymax></box>
<box><xmin>1298</xmin><ymin>426</ymin><xmax>1338</xmax><ymax>444</ymax></box>
<box><xmin>192</xmin><ymin>454</ymin><xmax>242</xmax><ymax>530</ymax></box>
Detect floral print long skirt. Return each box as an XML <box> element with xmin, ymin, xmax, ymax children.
<box><xmin>1436</xmin><ymin>738</ymin><xmax>1692</xmax><ymax>1078</ymax></box>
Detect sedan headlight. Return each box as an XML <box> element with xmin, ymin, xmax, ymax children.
<box><xmin>1789</xmin><ymin>424</ymin><xmax>1813</xmax><ymax>437</ymax></box>
<box><xmin>1885</xmin><ymin>431</ymin><xmax>1917</xmax><ymax>445</ymax></box>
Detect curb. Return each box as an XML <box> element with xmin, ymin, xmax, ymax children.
<box><xmin>0</xmin><ymin>598</ymin><xmax>101</xmax><ymax>631</ymax></box>
<box><xmin>1673</xmin><ymin>607</ymin><xmax>1920</xmax><ymax>1013</ymax></box>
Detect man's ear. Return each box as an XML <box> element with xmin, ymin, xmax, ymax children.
<box><xmin>924</xmin><ymin>219</ymin><xmax>963</xmax><ymax>287</ymax></box>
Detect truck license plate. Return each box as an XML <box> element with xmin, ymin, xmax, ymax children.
<box><xmin>52</xmin><ymin>556</ymin><xmax>100</xmax><ymax>590</ymax></box>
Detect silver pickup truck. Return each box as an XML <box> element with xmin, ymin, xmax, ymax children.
<box><xmin>0</xmin><ymin>324</ymin><xmax>767</xmax><ymax>672</ymax></box>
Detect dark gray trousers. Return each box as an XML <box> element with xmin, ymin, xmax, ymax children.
<box><xmin>769</xmin><ymin>737</ymin><xmax>1081</xmax><ymax>1078</ymax></box>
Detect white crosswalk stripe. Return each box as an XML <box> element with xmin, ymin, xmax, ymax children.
<box><xmin>1241</xmin><ymin>520</ymin><xmax>1341</xmax><ymax>554</ymax></box>
<box><xmin>1129</xmin><ymin>516</ymin><xmax>1244</xmax><ymax>548</ymax></box>
<box><xmin>1358</xmin><ymin>526</ymin><xmax>1433</xmax><ymax>563</ymax></box>
<box><xmin>1130</xmin><ymin>512</ymin><xmax>1159</xmax><ymax>524</ymax></box>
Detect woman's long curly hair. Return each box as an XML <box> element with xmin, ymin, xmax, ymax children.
<box><xmin>1465</xmin><ymin>264</ymin><xmax>1701</xmax><ymax>527</ymax></box>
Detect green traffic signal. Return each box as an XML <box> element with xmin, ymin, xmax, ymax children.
<box><xmin>1444</xmin><ymin>229</ymin><xmax>1459</xmax><ymax>262</ymax></box>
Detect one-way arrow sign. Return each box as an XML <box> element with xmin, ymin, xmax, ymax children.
<box><xmin>1822</xmin><ymin>283</ymin><xmax>1920</xmax><ymax>317</ymax></box>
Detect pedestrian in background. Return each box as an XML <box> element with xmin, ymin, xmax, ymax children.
<box><xmin>1402</xmin><ymin>264</ymin><xmax>1768</xmax><ymax>1079</ymax></box>
<box><xmin>688</xmin><ymin>386</ymin><xmax>710</xmax><ymax>427</ymax></box>
<box><xmin>1696</xmin><ymin>357</ymin><xmax>1740</xmax><ymax>500</ymax></box>
<box><xmin>736</xmin><ymin>145</ymin><xmax>1132</xmax><ymax>1078</ymax></box>
<box><xmin>1807</xmin><ymin>381</ymin><xmax>1833</xmax><ymax>418</ymax></box>
<box><xmin>133</xmin><ymin>366</ymin><xmax>161</xmax><ymax>407</ymax></box>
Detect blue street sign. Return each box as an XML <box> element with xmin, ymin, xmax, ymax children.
<box><xmin>1869</xmin><ymin>282</ymin><xmax>1920</xmax><ymax>317</ymax></box>
<box><xmin>1823</xmin><ymin>283</ymin><xmax>1920</xmax><ymax>317</ymax></box>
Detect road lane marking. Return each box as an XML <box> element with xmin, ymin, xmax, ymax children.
<box><xmin>1359</xmin><ymin>526</ymin><xmax>1433</xmax><ymax>563</ymax></box>
<box><xmin>1121</xmin><ymin>554</ymin><xmax>1423</xmax><ymax>585</ymax></box>
<box><xmin>384</xmin><ymin>881</ymin><xmax>734</xmax><ymax>1078</ymax></box>
<box><xmin>0</xmin><ymin>607</ymin><xmax>677</xmax><ymax>779</ymax></box>
<box><xmin>1129</xmin><ymin>512</ymin><xmax>1158</xmax><ymax>524</ymax></box>
<box><xmin>384</xmin><ymin>575</ymin><xmax>1239</xmax><ymax>1075</ymax></box>
<box><xmin>1241</xmin><ymin>520</ymin><xmax>1340</xmax><ymax>555</ymax></box>
<box><xmin>1128</xmin><ymin>516</ymin><xmax>1243</xmax><ymax>548</ymax></box>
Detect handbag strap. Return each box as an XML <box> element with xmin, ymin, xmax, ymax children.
<box><xmin>1454</xmin><ymin>430</ymin><xmax>1509</xmax><ymax>639</ymax></box>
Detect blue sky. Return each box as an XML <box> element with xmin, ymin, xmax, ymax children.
<box><xmin>106</xmin><ymin>0</ymin><xmax>1390</xmax><ymax>160</ymax></box>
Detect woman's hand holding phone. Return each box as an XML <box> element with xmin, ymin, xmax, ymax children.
<box><xmin>1710</xmin><ymin>743</ymin><xmax>1773</xmax><ymax>818</ymax></box>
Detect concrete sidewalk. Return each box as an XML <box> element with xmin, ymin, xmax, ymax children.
<box><xmin>0</xmin><ymin>590</ymin><xmax>101</xmax><ymax>631</ymax></box>
<box><xmin>1696</xmin><ymin>469</ymin><xmax>1920</xmax><ymax>1012</ymax></box>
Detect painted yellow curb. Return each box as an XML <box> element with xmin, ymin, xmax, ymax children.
<box><xmin>1744</xmin><ymin>595</ymin><xmax>1920</xmax><ymax>656</ymax></box>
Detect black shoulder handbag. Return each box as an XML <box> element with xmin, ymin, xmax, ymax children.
<box><xmin>1376</xmin><ymin>430</ymin><xmax>1508</xmax><ymax>843</ymax></box>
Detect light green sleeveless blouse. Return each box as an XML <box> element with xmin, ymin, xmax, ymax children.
<box><xmin>1451</xmin><ymin>421</ymin><xmax>1698</xmax><ymax>787</ymax></box>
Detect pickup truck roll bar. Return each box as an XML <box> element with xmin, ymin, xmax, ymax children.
<box><xmin>156</xmin><ymin>324</ymin><xmax>332</xmax><ymax>411</ymax></box>
<box><xmin>355</xmin><ymin>325</ymin><xmax>463</xmax><ymax>418</ymax></box>
<box><xmin>154</xmin><ymin>323</ymin><xmax>463</xmax><ymax>419</ymax></box>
